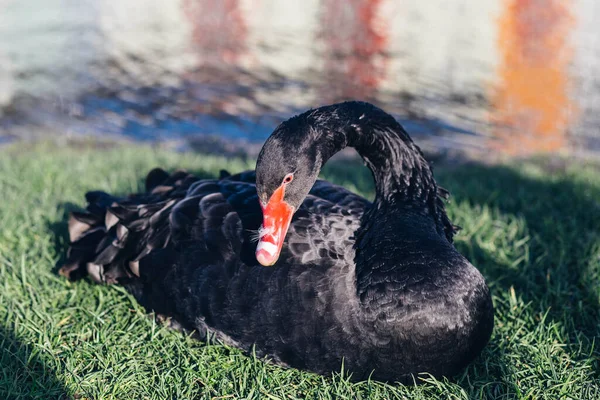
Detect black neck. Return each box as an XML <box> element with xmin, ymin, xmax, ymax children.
<box><xmin>266</xmin><ymin>101</ymin><xmax>456</xmax><ymax>304</ymax></box>
<box><xmin>308</xmin><ymin>101</ymin><xmax>437</xmax><ymax>208</ymax></box>
<box><xmin>305</xmin><ymin>102</ymin><xmax>456</xmax><ymax>300</ymax></box>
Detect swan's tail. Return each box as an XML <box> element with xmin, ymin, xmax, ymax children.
<box><xmin>59</xmin><ymin>168</ymin><xmax>198</xmax><ymax>284</ymax></box>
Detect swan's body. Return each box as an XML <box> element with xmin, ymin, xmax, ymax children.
<box><xmin>61</xmin><ymin>102</ymin><xmax>493</xmax><ymax>382</ymax></box>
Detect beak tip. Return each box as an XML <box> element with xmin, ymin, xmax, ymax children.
<box><xmin>256</xmin><ymin>249</ymin><xmax>278</xmax><ymax>266</ymax></box>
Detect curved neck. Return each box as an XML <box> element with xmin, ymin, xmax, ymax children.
<box><xmin>307</xmin><ymin>102</ymin><xmax>456</xmax><ymax>303</ymax></box>
<box><xmin>263</xmin><ymin>102</ymin><xmax>456</xmax><ymax>305</ymax></box>
<box><xmin>310</xmin><ymin>102</ymin><xmax>437</xmax><ymax>207</ymax></box>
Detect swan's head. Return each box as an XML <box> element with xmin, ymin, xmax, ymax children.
<box><xmin>254</xmin><ymin>118</ymin><xmax>323</xmax><ymax>266</ymax></box>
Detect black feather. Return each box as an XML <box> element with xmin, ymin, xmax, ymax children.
<box><xmin>60</xmin><ymin>101</ymin><xmax>493</xmax><ymax>383</ymax></box>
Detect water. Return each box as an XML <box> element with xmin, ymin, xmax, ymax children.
<box><xmin>1</xmin><ymin>0</ymin><xmax>599</xmax><ymax>156</ymax></box>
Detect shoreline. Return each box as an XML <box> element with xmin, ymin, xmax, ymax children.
<box><xmin>3</xmin><ymin>129</ymin><xmax>596</xmax><ymax>170</ymax></box>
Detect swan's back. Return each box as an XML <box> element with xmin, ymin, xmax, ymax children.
<box><xmin>60</xmin><ymin>167</ymin><xmax>492</xmax><ymax>382</ymax></box>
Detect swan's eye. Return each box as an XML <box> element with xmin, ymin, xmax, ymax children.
<box><xmin>283</xmin><ymin>173</ymin><xmax>294</xmax><ymax>184</ymax></box>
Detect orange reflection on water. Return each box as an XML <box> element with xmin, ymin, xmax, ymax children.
<box><xmin>320</xmin><ymin>0</ymin><xmax>388</xmax><ymax>102</ymax></box>
<box><xmin>491</xmin><ymin>0</ymin><xmax>575</xmax><ymax>155</ymax></box>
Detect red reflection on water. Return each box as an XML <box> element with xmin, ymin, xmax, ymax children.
<box><xmin>182</xmin><ymin>0</ymin><xmax>249</xmax><ymax>116</ymax></box>
<box><xmin>491</xmin><ymin>0</ymin><xmax>576</xmax><ymax>154</ymax></box>
<box><xmin>319</xmin><ymin>0</ymin><xmax>388</xmax><ymax>102</ymax></box>
<box><xmin>184</xmin><ymin>0</ymin><xmax>247</xmax><ymax>65</ymax></box>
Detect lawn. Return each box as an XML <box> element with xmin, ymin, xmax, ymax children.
<box><xmin>1</xmin><ymin>142</ymin><xmax>599</xmax><ymax>399</ymax></box>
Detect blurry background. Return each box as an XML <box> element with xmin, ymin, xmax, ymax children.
<box><xmin>0</xmin><ymin>0</ymin><xmax>598</xmax><ymax>157</ymax></box>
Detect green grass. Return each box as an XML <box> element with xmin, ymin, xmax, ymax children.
<box><xmin>1</xmin><ymin>142</ymin><xmax>599</xmax><ymax>399</ymax></box>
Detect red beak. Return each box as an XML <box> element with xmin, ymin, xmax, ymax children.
<box><xmin>256</xmin><ymin>184</ymin><xmax>294</xmax><ymax>266</ymax></box>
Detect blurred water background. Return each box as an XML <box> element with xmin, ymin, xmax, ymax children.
<box><xmin>0</xmin><ymin>0</ymin><xmax>599</xmax><ymax>157</ymax></box>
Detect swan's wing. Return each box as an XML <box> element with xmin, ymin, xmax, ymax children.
<box><xmin>282</xmin><ymin>196</ymin><xmax>363</xmax><ymax>266</ymax></box>
<box><xmin>59</xmin><ymin>167</ymin><xmax>366</xmax><ymax>349</ymax></box>
<box><xmin>60</xmin><ymin>168</ymin><xmax>367</xmax><ymax>285</ymax></box>
<box><xmin>309</xmin><ymin>179</ymin><xmax>370</xmax><ymax>212</ymax></box>
<box><xmin>60</xmin><ymin>169</ymin><xmax>263</xmax><ymax>284</ymax></box>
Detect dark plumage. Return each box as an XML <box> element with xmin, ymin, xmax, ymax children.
<box><xmin>60</xmin><ymin>101</ymin><xmax>493</xmax><ymax>383</ymax></box>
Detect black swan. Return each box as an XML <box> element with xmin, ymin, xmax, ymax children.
<box><xmin>60</xmin><ymin>101</ymin><xmax>493</xmax><ymax>383</ymax></box>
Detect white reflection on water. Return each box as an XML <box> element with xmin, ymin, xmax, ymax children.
<box><xmin>0</xmin><ymin>0</ymin><xmax>599</xmax><ymax>155</ymax></box>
